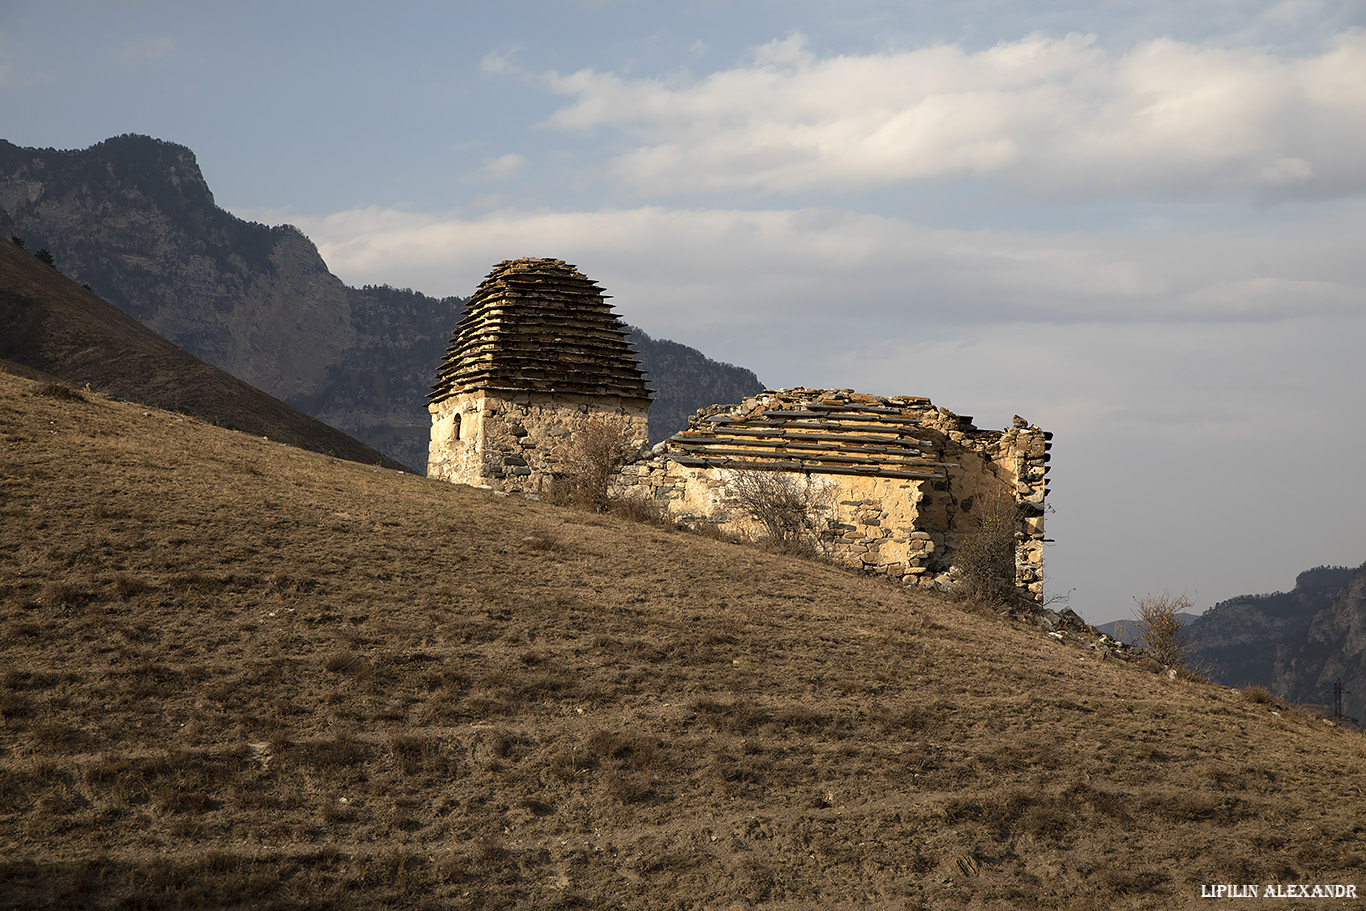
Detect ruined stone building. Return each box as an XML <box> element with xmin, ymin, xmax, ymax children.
<box><xmin>613</xmin><ymin>388</ymin><xmax>1051</xmax><ymax>602</ymax></box>
<box><xmin>429</xmin><ymin>258</ymin><xmax>1051</xmax><ymax>601</ymax></box>
<box><xmin>427</xmin><ymin>258</ymin><xmax>652</xmax><ymax>492</ymax></box>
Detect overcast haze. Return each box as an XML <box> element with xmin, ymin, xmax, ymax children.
<box><xmin>3</xmin><ymin>1</ymin><xmax>1364</xmax><ymax>623</ymax></box>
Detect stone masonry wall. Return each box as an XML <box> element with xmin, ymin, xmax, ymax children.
<box><xmin>611</xmin><ymin>389</ymin><xmax>1050</xmax><ymax>601</ymax></box>
<box><xmin>429</xmin><ymin>390</ymin><xmax>648</xmax><ymax>495</ymax></box>
<box><xmin>922</xmin><ymin>410</ymin><xmax>1050</xmax><ymax>600</ymax></box>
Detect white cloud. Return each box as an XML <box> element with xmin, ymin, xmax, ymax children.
<box><xmin>474</xmin><ymin>153</ymin><xmax>527</xmax><ymax>180</ymax></box>
<box><xmin>538</xmin><ymin>29</ymin><xmax>1366</xmax><ymax>201</ymax></box>
<box><xmin>480</xmin><ymin>47</ymin><xmax>523</xmax><ymax>76</ymax></box>
<box><xmin>296</xmin><ymin>204</ymin><xmax>1364</xmax><ymax>334</ymax></box>
<box><xmin>751</xmin><ymin>32</ymin><xmax>816</xmax><ymax>68</ymax></box>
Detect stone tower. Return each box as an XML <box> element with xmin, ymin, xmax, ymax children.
<box><xmin>427</xmin><ymin>258</ymin><xmax>652</xmax><ymax>492</ymax></box>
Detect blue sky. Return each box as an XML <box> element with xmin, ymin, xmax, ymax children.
<box><xmin>4</xmin><ymin>0</ymin><xmax>1365</xmax><ymax>622</ymax></box>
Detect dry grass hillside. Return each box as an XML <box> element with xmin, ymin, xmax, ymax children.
<box><xmin>3</xmin><ymin>366</ymin><xmax>1365</xmax><ymax>910</ymax></box>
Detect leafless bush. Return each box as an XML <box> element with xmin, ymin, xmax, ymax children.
<box><xmin>606</xmin><ymin>495</ymin><xmax>668</xmax><ymax>527</ymax></box>
<box><xmin>721</xmin><ymin>468</ymin><xmax>832</xmax><ymax>553</ymax></box>
<box><xmin>954</xmin><ymin>492</ymin><xmax>1021</xmax><ymax>606</ymax></box>
<box><xmin>521</xmin><ymin>530</ymin><xmax>572</xmax><ymax>554</ymax></box>
<box><xmin>1133</xmin><ymin>590</ymin><xmax>1195</xmax><ymax>670</ymax></box>
<box><xmin>548</xmin><ymin>417</ymin><xmax>637</xmax><ymax>511</ymax></box>
<box><xmin>323</xmin><ymin>650</ymin><xmax>372</xmax><ymax>678</ymax></box>
<box><xmin>42</xmin><ymin>580</ymin><xmax>94</xmax><ymax>610</ymax></box>
<box><xmin>35</xmin><ymin>382</ymin><xmax>85</xmax><ymax>402</ymax></box>
<box><xmin>110</xmin><ymin>573</ymin><xmax>149</xmax><ymax>601</ymax></box>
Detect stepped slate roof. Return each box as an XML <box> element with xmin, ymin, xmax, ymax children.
<box><xmin>665</xmin><ymin>388</ymin><xmax>960</xmax><ymax>481</ymax></box>
<box><xmin>429</xmin><ymin>258</ymin><xmax>652</xmax><ymax>405</ymax></box>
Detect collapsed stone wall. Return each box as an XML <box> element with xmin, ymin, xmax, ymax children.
<box><xmin>428</xmin><ymin>390</ymin><xmax>648</xmax><ymax>495</ymax></box>
<box><xmin>611</xmin><ymin>388</ymin><xmax>1050</xmax><ymax>601</ymax></box>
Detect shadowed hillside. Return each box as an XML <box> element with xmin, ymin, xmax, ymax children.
<box><xmin>0</xmin><ymin>236</ymin><xmax>406</xmax><ymax>471</ymax></box>
<box><xmin>2</xmin><ymin>368</ymin><xmax>1365</xmax><ymax>909</ymax></box>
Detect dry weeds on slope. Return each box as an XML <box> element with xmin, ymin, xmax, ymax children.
<box><xmin>2</xmin><ymin>369</ymin><xmax>1365</xmax><ymax>910</ymax></box>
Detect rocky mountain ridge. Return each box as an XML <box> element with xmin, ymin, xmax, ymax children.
<box><xmin>1250</xmin><ymin>565</ymin><xmax>1366</xmax><ymax>724</ymax></box>
<box><xmin>1104</xmin><ymin>563</ymin><xmax>1366</xmax><ymax>723</ymax></box>
<box><xmin>0</xmin><ymin>232</ymin><xmax>406</xmax><ymax>470</ymax></box>
<box><xmin>0</xmin><ymin>134</ymin><xmax>762</xmax><ymax>469</ymax></box>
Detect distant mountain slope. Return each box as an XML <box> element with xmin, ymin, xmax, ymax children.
<box><xmin>1277</xmin><ymin>566</ymin><xmax>1366</xmax><ymax>724</ymax></box>
<box><xmin>0</xmin><ymin>135</ymin><xmax>764</xmax><ymax>468</ymax></box>
<box><xmin>0</xmin><ymin>235</ymin><xmax>407</xmax><ymax>470</ymax></box>
<box><xmin>1102</xmin><ymin>564</ymin><xmax>1366</xmax><ymax>722</ymax></box>
<box><xmin>0</xmin><ymin>135</ymin><xmax>355</xmax><ymax>397</ymax></box>
<box><xmin>1094</xmin><ymin>614</ymin><xmax>1201</xmax><ymax>644</ymax></box>
<box><xmin>1185</xmin><ymin>566</ymin><xmax>1357</xmax><ymax>688</ymax></box>
<box><xmin>625</xmin><ymin>326</ymin><xmax>762</xmax><ymax>443</ymax></box>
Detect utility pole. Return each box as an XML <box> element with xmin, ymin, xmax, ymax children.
<box><xmin>1332</xmin><ymin>678</ymin><xmax>1346</xmax><ymax>723</ymax></box>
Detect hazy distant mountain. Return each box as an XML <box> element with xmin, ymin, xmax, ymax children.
<box><xmin>1187</xmin><ymin>567</ymin><xmax>1356</xmax><ymax>685</ymax></box>
<box><xmin>1094</xmin><ymin>614</ymin><xmax>1202</xmax><ymax>644</ymax></box>
<box><xmin>0</xmin><ymin>232</ymin><xmax>406</xmax><ymax>470</ymax></box>
<box><xmin>1102</xmin><ymin>564</ymin><xmax>1366</xmax><ymax>723</ymax></box>
<box><xmin>0</xmin><ymin>134</ymin><xmax>763</xmax><ymax>469</ymax></box>
<box><xmin>624</xmin><ymin>326</ymin><xmax>763</xmax><ymax>445</ymax></box>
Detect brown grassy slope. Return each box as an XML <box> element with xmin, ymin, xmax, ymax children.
<box><xmin>1</xmin><ymin>370</ymin><xmax>1364</xmax><ymax>911</ymax></box>
<box><xmin>0</xmin><ymin>239</ymin><xmax>407</xmax><ymax>471</ymax></box>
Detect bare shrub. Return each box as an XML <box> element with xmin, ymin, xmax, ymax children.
<box><xmin>606</xmin><ymin>495</ymin><xmax>668</xmax><ymax>527</ymax></box>
<box><xmin>548</xmin><ymin>417</ymin><xmax>637</xmax><ymax>511</ymax></box>
<box><xmin>42</xmin><ymin>580</ymin><xmax>94</xmax><ymax>610</ymax></box>
<box><xmin>110</xmin><ymin>573</ymin><xmax>149</xmax><ymax>601</ymax></box>
<box><xmin>324</xmin><ymin>650</ymin><xmax>369</xmax><ymax>676</ymax></box>
<box><xmin>953</xmin><ymin>492</ymin><xmax>1021</xmax><ymax>606</ymax></box>
<box><xmin>35</xmin><ymin>382</ymin><xmax>85</xmax><ymax>402</ymax></box>
<box><xmin>521</xmin><ymin>530</ymin><xmax>571</xmax><ymax>555</ymax></box>
<box><xmin>1133</xmin><ymin>590</ymin><xmax>1195</xmax><ymax>670</ymax></box>
<box><xmin>721</xmin><ymin>468</ymin><xmax>832</xmax><ymax>553</ymax></box>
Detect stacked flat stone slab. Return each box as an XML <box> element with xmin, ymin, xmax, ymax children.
<box><xmin>430</xmin><ymin>258</ymin><xmax>651</xmax><ymax>403</ymax></box>
<box><xmin>614</xmin><ymin>388</ymin><xmax>1051</xmax><ymax>602</ymax></box>
<box><xmin>427</xmin><ymin>258</ymin><xmax>651</xmax><ymax>492</ymax></box>
<box><xmin>668</xmin><ymin>390</ymin><xmax>951</xmax><ymax>480</ymax></box>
